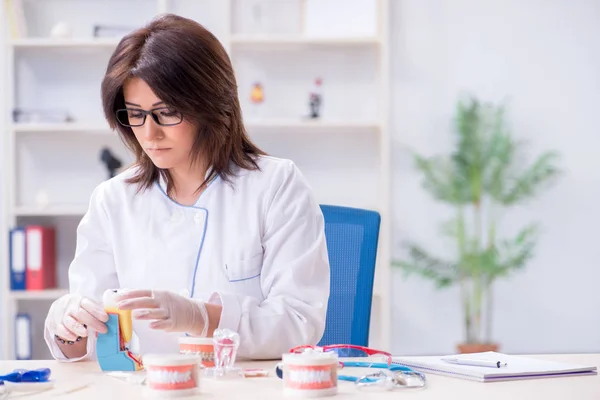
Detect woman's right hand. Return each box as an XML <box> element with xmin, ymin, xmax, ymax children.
<box><xmin>47</xmin><ymin>294</ymin><xmax>109</xmax><ymax>342</ymax></box>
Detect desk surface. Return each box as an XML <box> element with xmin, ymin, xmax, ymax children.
<box><xmin>1</xmin><ymin>354</ymin><xmax>599</xmax><ymax>399</ymax></box>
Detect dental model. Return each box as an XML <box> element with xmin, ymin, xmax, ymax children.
<box><xmin>179</xmin><ymin>337</ymin><xmax>215</xmax><ymax>367</ymax></box>
<box><xmin>210</xmin><ymin>329</ymin><xmax>243</xmax><ymax>379</ymax></box>
<box><xmin>280</xmin><ymin>350</ymin><xmax>338</xmax><ymax>397</ymax></box>
<box><xmin>96</xmin><ymin>289</ymin><xmax>143</xmax><ymax>372</ymax></box>
<box><xmin>143</xmin><ymin>354</ymin><xmax>201</xmax><ymax>397</ymax></box>
<box><xmin>103</xmin><ymin>289</ymin><xmax>133</xmax><ymax>347</ymax></box>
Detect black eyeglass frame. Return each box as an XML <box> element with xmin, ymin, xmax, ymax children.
<box><xmin>115</xmin><ymin>107</ymin><xmax>184</xmax><ymax>127</ymax></box>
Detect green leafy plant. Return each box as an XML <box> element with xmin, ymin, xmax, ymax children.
<box><xmin>393</xmin><ymin>96</ymin><xmax>561</xmax><ymax>346</ymax></box>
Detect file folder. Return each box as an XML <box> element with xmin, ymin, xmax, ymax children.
<box><xmin>9</xmin><ymin>227</ymin><xmax>26</xmax><ymax>290</ymax></box>
<box><xmin>15</xmin><ymin>313</ymin><xmax>32</xmax><ymax>360</ymax></box>
<box><xmin>25</xmin><ymin>225</ymin><xmax>56</xmax><ymax>290</ymax></box>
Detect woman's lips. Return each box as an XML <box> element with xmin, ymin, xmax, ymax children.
<box><xmin>147</xmin><ymin>148</ymin><xmax>171</xmax><ymax>155</ymax></box>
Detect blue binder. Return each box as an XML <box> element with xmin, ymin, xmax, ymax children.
<box><xmin>9</xmin><ymin>227</ymin><xmax>26</xmax><ymax>290</ymax></box>
<box><xmin>14</xmin><ymin>313</ymin><xmax>32</xmax><ymax>360</ymax></box>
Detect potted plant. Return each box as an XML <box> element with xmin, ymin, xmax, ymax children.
<box><xmin>393</xmin><ymin>96</ymin><xmax>561</xmax><ymax>353</ymax></box>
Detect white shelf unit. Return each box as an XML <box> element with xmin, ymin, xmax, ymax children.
<box><xmin>9</xmin><ymin>37</ymin><xmax>121</xmax><ymax>48</ymax></box>
<box><xmin>11</xmin><ymin>123</ymin><xmax>113</xmax><ymax>133</ymax></box>
<box><xmin>9</xmin><ymin>288</ymin><xmax>69</xmax><ymax>301</ymax></box>
<box><xmin>1</xmin><ymin>0</ymin><xmax>391</xmax><ymax>360</ymax></box>
<box><xmin>230</xmin><ymin>35</ymin><xmax>381</xmax><ymax>46</ymax></box>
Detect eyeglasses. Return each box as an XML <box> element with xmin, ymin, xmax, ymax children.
<box><xmin>116</xmin><ymin>107</ymin><xmax>183</xmax><ymax>127</ymax></box>
<box><xmin>289</xmin><ymin>344</ymin><xmax>393</xmax><ymax>366</ymax></box>
<box><xmin>347</xmin><ymin>362</ymin><xmax>427</xmax><ymax>391</ymax></box>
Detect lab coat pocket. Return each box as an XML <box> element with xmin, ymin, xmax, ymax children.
<box><xmin>224</xmin><ymin>253</ymin><xmax>264</xmax><ymax>301</ymax></box>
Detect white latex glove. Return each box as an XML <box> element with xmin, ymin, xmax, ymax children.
<box><xmin>115</xmin><ymin>289</ymin><xmax>209</xmax><ymax>337</ymax></box>
<box><xmin>46</xmin><ymin>294</ymin><xmax>109</xmax><ymax>342</ymax></box>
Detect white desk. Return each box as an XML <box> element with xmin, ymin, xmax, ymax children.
<box><xmin>1</xmin><ymin>354</ymin><xmax>598</xmax><ymax>399</ymax></box>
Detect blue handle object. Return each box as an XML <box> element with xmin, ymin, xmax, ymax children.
<box><xmin>340</xmin><ymin>361</ymin><xmax>414</xmax><ymax>372</ymax></box>
<box><xmin>21</xmin><ymin>368</ymin><xmax>51</xmax><ymax>382</ymax></box>
<box><xmin>0</xmin><ymin>368</ymin><xmax>51</xmax><ymax>383</ymax></box>
<box><xmin>0</xmin><ymin>372</ymin><xmax>21</xmax><ymax>383</ymax></box>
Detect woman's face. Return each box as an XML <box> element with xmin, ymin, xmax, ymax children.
<box><xmin>122</xmin><ymin>77</ymin><xmax>197</xmax><ymax>171</ymax></box>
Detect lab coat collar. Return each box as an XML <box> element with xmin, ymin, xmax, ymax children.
<box><xmin>156</xmin><ymin>166</ymin><xmax>217</xmax><ymax>207</ymax></box>
<box><xmin>157</xmin><ymin>166</ymin><xmax>215</xmax><ymax>190</ymax></box>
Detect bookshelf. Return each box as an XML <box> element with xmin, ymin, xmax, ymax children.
<box><xmin>9</xmin><ymin>288</ymin><xmax>68</xmax><ymax>301</ymax></box>
<box><xmin>1</xmin><ymin>0</ymin><xmax>391</xmax><ymax>360</ymax></box>
<box><xmin>10</xmin><ymin>37</ymin><xmax>121</xmax><ymax>48</ymax></box>
<box><xmin>230</xmin><ymin>35</ymin><xmax>381</xmax><ymax>46</ymax></box>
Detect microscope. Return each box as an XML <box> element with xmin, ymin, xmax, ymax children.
<box><xmin>100</xmin><ymin>147</ymin><xmax>122</xmax><ymax>179</ymax></box>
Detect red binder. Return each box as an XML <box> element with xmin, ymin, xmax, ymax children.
<box><xmin>25</xmin><ymin>226</ymin><xmax>57</xmax><ymax>290</ymax></box>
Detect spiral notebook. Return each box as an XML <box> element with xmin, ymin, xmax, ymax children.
<box><xmin>392</xmin><ymin>352</ymin><xmax>597</xmax><ymax>382</ymax></box>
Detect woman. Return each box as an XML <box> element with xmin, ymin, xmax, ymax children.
<box><xmin>43</xmin><ymin>14</ymin><xmax>330</xmax><ymax>362</ymax></box>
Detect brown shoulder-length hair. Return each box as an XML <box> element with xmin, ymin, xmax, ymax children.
<box><xmin>101</xmin><ymin>13</ymin><xmax>265</xmax><ymax>195</ymax></box>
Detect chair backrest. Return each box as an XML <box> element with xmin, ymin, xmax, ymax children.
<box><xmin>317</xmin><ymin>204</ymin><xmax>381</xmax><ymax>347</ymax></box>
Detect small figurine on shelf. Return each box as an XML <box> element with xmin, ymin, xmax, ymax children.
<box><xmin>250</xmin><ymin>82</ymin><xmax>264</xmax><ymax>104</ymax></box>
<box><xmin>308</xmin><ymin>78</ymin><xmax>322</xmax><ymax>119</ymax></box>
<box><xmin>100</xmin><ymin>147</ymin><xmax>122</xmax><ymax>179</ymax></box>
<box><xmin>249</xmin><ymin>81</ymin><xmax>265</xmax><ymax>119</ymax></box>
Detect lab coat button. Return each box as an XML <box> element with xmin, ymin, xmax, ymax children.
<box><xmin>194</xmin><ymin>213</ymin><xmax>203</xmax><ymax>225</ymax></box>
<box><xmin>170</xmin><ymin>211</ymin><xmax>182</xmax><ymax>223</ymax></box>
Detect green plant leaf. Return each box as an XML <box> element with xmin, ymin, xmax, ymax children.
<box><xmin>483</xmin><ymin>106</ymin><xmax>518</xmax><ymax>200</ymax></box>
<box><xmin>453</xmin><ymin>97</ymin><xmax>487</xmax><ymax>204</ymax></box>
<box><xmin>413</xmin><ymin>154</ymin><xmax>458</xmax><ymax>203</ymax></box>
<box><xmin>492</xmin><ymin>224</ymin><xmax>539</xmax><ymax>278</ymax></box>
<box><xmin>501</xmin><ymin>151</ymin><xmax>561</xmax><ymax>205</ymax></box>
<box><xmin>392</xmin><ymin>244</ymin><xmax>458</xmax><ymax>289</ymax></box>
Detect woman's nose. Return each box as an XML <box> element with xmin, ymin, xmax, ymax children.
<box><xmin>142</xmin><ymin>116</ymin><xmax>162</xmax><ymax>140</ymax></box>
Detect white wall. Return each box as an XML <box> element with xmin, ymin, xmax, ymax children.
<box><xmin>390</xmin><ymin>0</ymin><xmax>600</xmax><ymax>355</ymax></box>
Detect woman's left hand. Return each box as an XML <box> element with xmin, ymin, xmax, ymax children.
<box><xmin>115</xmin><ymin>289</ymin><xmax>209</xmax><ymax>337</ymax></box>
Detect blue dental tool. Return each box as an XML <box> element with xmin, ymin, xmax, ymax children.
<box><xmin>0</xmin><ymin>368</ymin><xmax>51</xmax><ymax>384</ymax></box>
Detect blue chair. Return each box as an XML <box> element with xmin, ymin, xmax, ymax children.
<box><xmin>317</xmin><ymin>204</ymin><xmax>381</xmax><ymax>347</ymax></box>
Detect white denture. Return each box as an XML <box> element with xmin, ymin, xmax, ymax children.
<box><xmin>147</xmin><ymin>369</ymin><xmax>192</xmax><ymax>385</ymax></box>
<box><xmin>180</xmin><ymin>350</ymin><xmax>214</xmax><ymax>360</ymax></box>
<box><xmin>288</xmin><ymin>369</ymin><xmax>332</xmax><ymax>384</ymax></box>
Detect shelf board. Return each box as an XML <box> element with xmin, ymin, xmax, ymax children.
<box><xmin>11</xmin><ymin>36</ymin><xmax>380</xmax><ymax>49</ymax></box>
<box><xmin>15</xmin><ymin>205</ymin><xmax>88</xmax><ymax>217</ymax></box>
<box><xmin>231</xmin><ymin>35</ymin><xmax>380</xmax><ymax>47</ymax></box>
<box><xmin>9</xmin><ymin>288</ymin><xmax>69</xmax><ymax>300</ymax></box>
<box><xmin>10</xmin><ymin>37</ymin><xmax>120</xmax><ymax>49</ymax></box>
<box><xmin>244</xmin><ymin>119</ymin><xmax>380</xmax><ymax>131</ymax></box>
<box><xmin>12</xmin><ymin>121</ymin><xmax>379</xmax><ymax>133</ymax></box>
<box><xmin>12</xmin><ymin>123</ymin><xmax>114</xmax><ymax>134</ymax></box>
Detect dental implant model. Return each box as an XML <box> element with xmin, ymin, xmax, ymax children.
<box><xmin>96</xmin><ymin>289</ymin><xmax>143</xmax><ymax>371</ymax></box>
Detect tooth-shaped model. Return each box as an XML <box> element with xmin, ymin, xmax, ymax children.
<box><xmin>103</xmin><ymin>289</ymin><xmax>133</xmax><ymax>345</ymax></box>
<box><xmin>96</xmin><ymin>289</ymin><xmax>143</xmax><ymax>372</ymax></box>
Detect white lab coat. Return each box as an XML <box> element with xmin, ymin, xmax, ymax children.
<box><xmin>44</xmin><ymin>155</ymin><xmax>330</xmax><ymax>361</ymax></box>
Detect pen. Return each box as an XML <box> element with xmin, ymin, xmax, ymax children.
<box><xmin>441</xmin><ymin>357</ymin><xmax>507</xmax><ymax>368</ymax></box>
